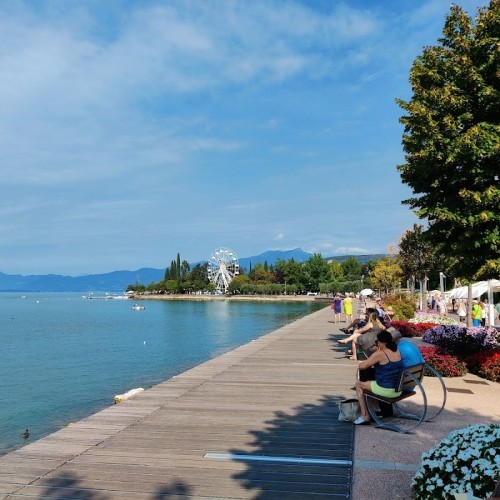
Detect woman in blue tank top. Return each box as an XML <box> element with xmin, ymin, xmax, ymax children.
<box><xmin>353</xmin><ymin>330</ymin><xmax>402</xmax><ymax>425</ymax></box>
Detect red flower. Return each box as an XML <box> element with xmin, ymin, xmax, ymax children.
<box><xmin>465</xmin><ymin>350</ymin><xmax>500</xmax><ymax>382</ymax></box>
<box><xmin>391</xmin><ymin>321</ymin><xmax>439</xmax><ymax>338</ymax></box>
<box><xmin>419</xmin><ymin>346</ymin><xmax>467</xmax><ymax>377</ymax></box>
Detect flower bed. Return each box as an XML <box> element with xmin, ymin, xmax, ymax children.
<box><xmin>465</xmin><ymin>350</ymin><xmax>500</xmax><ymax>383</ymax></box>
<box><xmin>419</xmin><ymin>346</ymin><xmax>467</xmax><ymax>377</ymax></box>
<box><xmin>409</xmin><ymin>312</ymin><xmax>460</xmax><ymax>325</ymax></box>
<box><xmin>390</xmin><ymin>320</ymin><xmax>438</xmax><ymax>338</ymax></box>
<box><xmin>422</xmin><ymin>325</ymin><xmax>500</xmax><ymax>357</ymax></box>
<box><xmin>420</xmin><ymin>325</ymin><xmax>500</xmax><ymax>382</ymax></box>
<box><xmin>412</xmin><ymin>424</ymin><xmax>500</xmax><ymax>499</ymax></box>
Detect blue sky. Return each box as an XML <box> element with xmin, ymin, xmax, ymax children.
<box><xmin>0</xmin><ymin>0</ymin><xmax>487</xmax><ymax>276</ymax></box>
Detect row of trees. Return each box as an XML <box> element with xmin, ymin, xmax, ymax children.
<box><xmin>126</xmin><ymin>243</ymin><xmax>452</xmax><ymax>297</ymax></box>
<box><xmin>128</xmin><ymin>252</ymin><xmax>378</xmax><ymax>295</ymax></box>
<box><xmin>127</xmin><ymin>253</ymin><xmax>214</xmax><ymax>294</ymax></box>
<box><xmin>228</xmin><ymin>255</ymin><xmax>373</xmax><ymax>295</ymax></box>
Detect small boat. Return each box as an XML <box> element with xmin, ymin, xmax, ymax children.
<box><xmin>131</xmin><ymin>304</ymin><xmax>145</xmax><ymax>310</ymax></box>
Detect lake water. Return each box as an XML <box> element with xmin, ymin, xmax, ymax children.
<box><xmin>0</xmin><ymin>293</ymin><xmax>324</xmax><ymax>456</ymax></box>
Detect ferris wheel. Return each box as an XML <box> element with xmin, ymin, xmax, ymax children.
<box><xmin>208</xmin><ymin>247</ymin><xmax>239</xmax><ymax>293</ymax></box>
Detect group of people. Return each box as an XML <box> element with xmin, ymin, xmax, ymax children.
<box><xmin>429</xmin><ymin>295</ymin><xmax>499</xmax><ymax>326</ymax></box>
<box><xmin>456</xmin><ymin>299</ymin><xmax>495</xmax><ymax>326</ymax></box>
<box><xmin>330</xmin><ymin>294</ymin><xmax>353</xmax><ymax>324</ymax></box>
<box><xmin>335</xmin><ymin>297</ymin><xmax>425</xmax><ymax>426</ymax></box>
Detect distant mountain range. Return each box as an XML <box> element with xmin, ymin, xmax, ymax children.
<box><xmin>0</xmin><ymin>248</ymin><xmax>385</xmax><ymax>292</ymax></box>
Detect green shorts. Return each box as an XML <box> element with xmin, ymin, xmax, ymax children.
<box><xmin>370</xmin><ymin>380</ymin><xmax>402</xmax><ymax>398</ymax></box>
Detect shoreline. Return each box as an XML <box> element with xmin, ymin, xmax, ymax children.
<box><xmin>133</xmin><ymin>293</ymin><xmax>329</xmax><ymax>302</ymax></box>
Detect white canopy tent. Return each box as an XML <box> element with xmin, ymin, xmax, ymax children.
<box><xmin>448</xmin><ymin>279</ymin><xmax>500</xmax><ymax>327</ymax></box>
<box><xmin>448</xmin><ymin>280</ymin><xmax>500</xmax><ymax>299</ymax></box>
<box><xmin>360</xmin><ymin>288</ymin><xmax>374</xmax><ymax>296</ymax></box>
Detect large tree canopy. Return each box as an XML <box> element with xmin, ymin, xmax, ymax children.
<box><xmin>397</xmin><ymin>0</ymin><xmax>499</xmax><ymax>280</ymax></box>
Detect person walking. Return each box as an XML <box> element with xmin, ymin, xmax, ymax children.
<box><xmin>472</xmin><ymin>300</ymin><xmax>482</xmax><ymax>327</ymax></box>
<box><xmin>343</xmin><ymin>293</ymin><xmax>353</xmax><ymax>324</ymax></box>
<box><xmin>481</xmin><ymin>300</ymin><xmax>489</xmax><ymax>327</ymax></box>
<box><xmin>332</xmin><ymin>295</ymin><xmax>342</xmax><ymax>323</ymax></box>
<box><xmin>457</xmin><ymin>300</ymin><xmax>466</xmax><ymax>322</ymax></box>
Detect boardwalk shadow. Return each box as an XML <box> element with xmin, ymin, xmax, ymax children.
<box><xmin>37</xmin><ymin>472</ymin><xmax>107</xmax><ymax>499</ymax></box>
<box><xmin>35</xmin><ymin>472</ymin><xmax>192</xmax><ymax>499</ymax></box>
<box><xmin>154</xmin><ymin>480</ymin><xmax>192</xmax><ymax>498</ymax></box>
<box><xmin>229</xmin><ymin>395</ymin><xmax>354</xmax><ymax>498</ymax></box>
<box><xmin>328</xmin><ymin>332</ymin><xmax>352</xmax><ymax>358</ymax></box>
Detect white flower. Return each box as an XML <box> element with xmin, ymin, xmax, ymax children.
<box><xmin>412</xmin><ymin>424</ymin><xmax>500</xmax><ymax>499</ymax></box>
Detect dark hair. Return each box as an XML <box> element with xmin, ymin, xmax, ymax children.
<box><xmin>377</xmin><ymin>330</ymin><xmax>398</xmax><ymax>352</ymax></box>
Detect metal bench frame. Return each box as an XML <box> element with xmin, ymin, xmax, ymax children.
<box><xmin>363</xmin><ymin>363</ymin><xmax>446</xmax><ymax>433</ymax></box>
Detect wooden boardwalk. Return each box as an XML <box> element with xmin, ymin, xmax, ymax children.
<box><xmin>1</xmin><ymin>306</ymin><xmax>357</xmax><ymax>499</ymax></box>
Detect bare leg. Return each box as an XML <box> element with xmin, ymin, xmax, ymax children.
<box><xmin>339</xmin><ymin>332</ymin><xmax>361</xmax><ymax>344</ymax></box>
<box><xmin>350</xmin><ymin>340</ymin><xmax>359</xmax><ymax>360</ymax></box>
<box><xmin>355</xmin><ymin>380</ymin><xmax>371</xmax><ymax>420</ymax></box>
<box><xmin>345</xmin><ymin>318</ymin><xmax>361</xmax><ymax>330</ymax></box>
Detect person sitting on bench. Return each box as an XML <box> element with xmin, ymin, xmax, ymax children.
<box><xmin>353</xmin><ymin>330</ymin><xmax>402</xmax><ymax>425</ymax></box>
<box><xmin>386</xmin><ymin>327</ymin><xmax>424</xmax><ymax>368</ymax></box>
<box><xmin>338</xmin><ymin>311</ymin><xmax>384</xmax><ymax>360</ymax></box>
<box><xmin>340</xmin><ymin>307</ymin><xmax>378</xmax><ymax>334</ymax></box>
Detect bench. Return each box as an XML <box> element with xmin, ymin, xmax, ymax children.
<box><xmin>363</xmin><ymin>363</ymin><xmax>446</xmax><ymax>433</ymax></box>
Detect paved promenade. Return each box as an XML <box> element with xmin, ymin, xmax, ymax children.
<box><xmin>1</xmin><ymin>305</ymin><xmax>499</xmax><ymax>499</ymax></box>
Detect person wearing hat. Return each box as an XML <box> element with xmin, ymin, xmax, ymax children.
<box><xmin>386</xmin><ymin>326</ymin><xmax>424</xmax><ymax>368</ymax></box>
<box><xmin>375</xmin><ymin>297</ymin><xmax>390</xmax><ymax>326</ymax></box>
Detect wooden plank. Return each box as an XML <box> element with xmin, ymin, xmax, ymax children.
<box><xmin>1</xmin><ymin>306</ymin><xmax>356</xmax><ymax>498</ymax></box>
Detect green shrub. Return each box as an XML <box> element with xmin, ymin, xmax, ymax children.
<box><xmin>383</xmin><ymin>293</ymin><xmax>416</xmax><ymax>321</ymax></box>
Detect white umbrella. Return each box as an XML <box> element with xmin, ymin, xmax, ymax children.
<box><xmin>360</xmin><ymin>288</ymin><xmax>374</xmax><ymax>296</ymax></box>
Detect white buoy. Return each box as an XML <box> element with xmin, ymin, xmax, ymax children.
<box><xmin>114</xmin><ymin>388</ymin><xmax>144</xmax><ymax>404</ymax></box>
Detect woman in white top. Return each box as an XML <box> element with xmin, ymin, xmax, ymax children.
<box><xmin>457</xmin><ymin>301</ymin><xmax>466</xmax><ymax>322</ymax></box>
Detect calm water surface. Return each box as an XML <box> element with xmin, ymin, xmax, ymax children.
<box><xmin>0</xmin><ymin>293</ymin><xmax>324</xmax><ymax>455</ymax></box>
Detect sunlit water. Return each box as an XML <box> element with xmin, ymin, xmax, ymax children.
<box><xmin>0</xmin><ymin>293</ymin><xmax>324</xmax><ymax>455</ymax></box>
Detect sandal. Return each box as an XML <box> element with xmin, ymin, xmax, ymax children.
<box><xmin>354</xmin><ymin>417</ymin><xmax>371</xmax><ymax>425</ymax></box>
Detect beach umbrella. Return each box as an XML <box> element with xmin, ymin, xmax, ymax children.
<box><xmin>360</xmin><ymin>288</ymin><xmax>374</xmax><ymax>296</ymax></box>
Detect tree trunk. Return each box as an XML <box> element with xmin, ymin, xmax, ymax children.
<box><xmin>423</xmin><ymin>273</ymin><xmax>428</xmax><ymax>312</ymax></box>
<box><xmin>467</xmin><ymin>283</ymin><xmax>473</xmax><ymax>327</ymax></box>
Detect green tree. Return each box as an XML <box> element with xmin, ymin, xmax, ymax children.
<box><xmin>329</xmin><ymin>260</ymin><xmax>344</xmax><ymax>281</ymax></box>
<box><xmin>397</xmin><ymin>1</ymin><xmax>500</xmax><ymax>281</ymax></box>
<box><xmin>249</xmin><ymin>263</ymin><xmax>274</xmax><ymax>284</ymax></box>
<box><xmin>371</xmin><ymin>257</ymin><xmax>403</xmax><ymax>295</ymax></box>
<box><xmin>228</xmin><ymin>274</ymin><xmax>251</xmax><ymax>293</ymax></box>
<box><xmin>397</xmin><ymin>224</ymin><xmax>439</xmax><ymax>294</ymax></box>
<box><xmin>176</xmin><ymin>253</ymin><xmax>181</xmax><ymax>281</ymax></box>
<box><xmin>274</xmin><ymin>258</ymin><xmax>307</xmax><ymax>292</ymax></box>
<box><xmin>340</xmin><ymin>256</ymin><xmax>362</xmax><ymax>280</ymax></box>
<box><xmin>180</xmin><ymin>260</ymin><xmax>190</xmax><ymax>279</ymax></box>
<box><xmin>304</xmin><ymin>253</ymin><xmax>330</xmax><ymax>291</ymax></box>
<box><xmin>164</xmin><ymin>279</ymin><xmax>180</xmax><ymax>294</ymax></box>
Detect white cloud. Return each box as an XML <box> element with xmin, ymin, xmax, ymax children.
<box><xmin>335</xmin><ymin>247</ymin><xmax>371</xmax><ymax>254</ymax></box>
<box><xmin>274</xmin><ymin>233</ymin><xmax>285</xmax><ymax>241</ymax></box>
